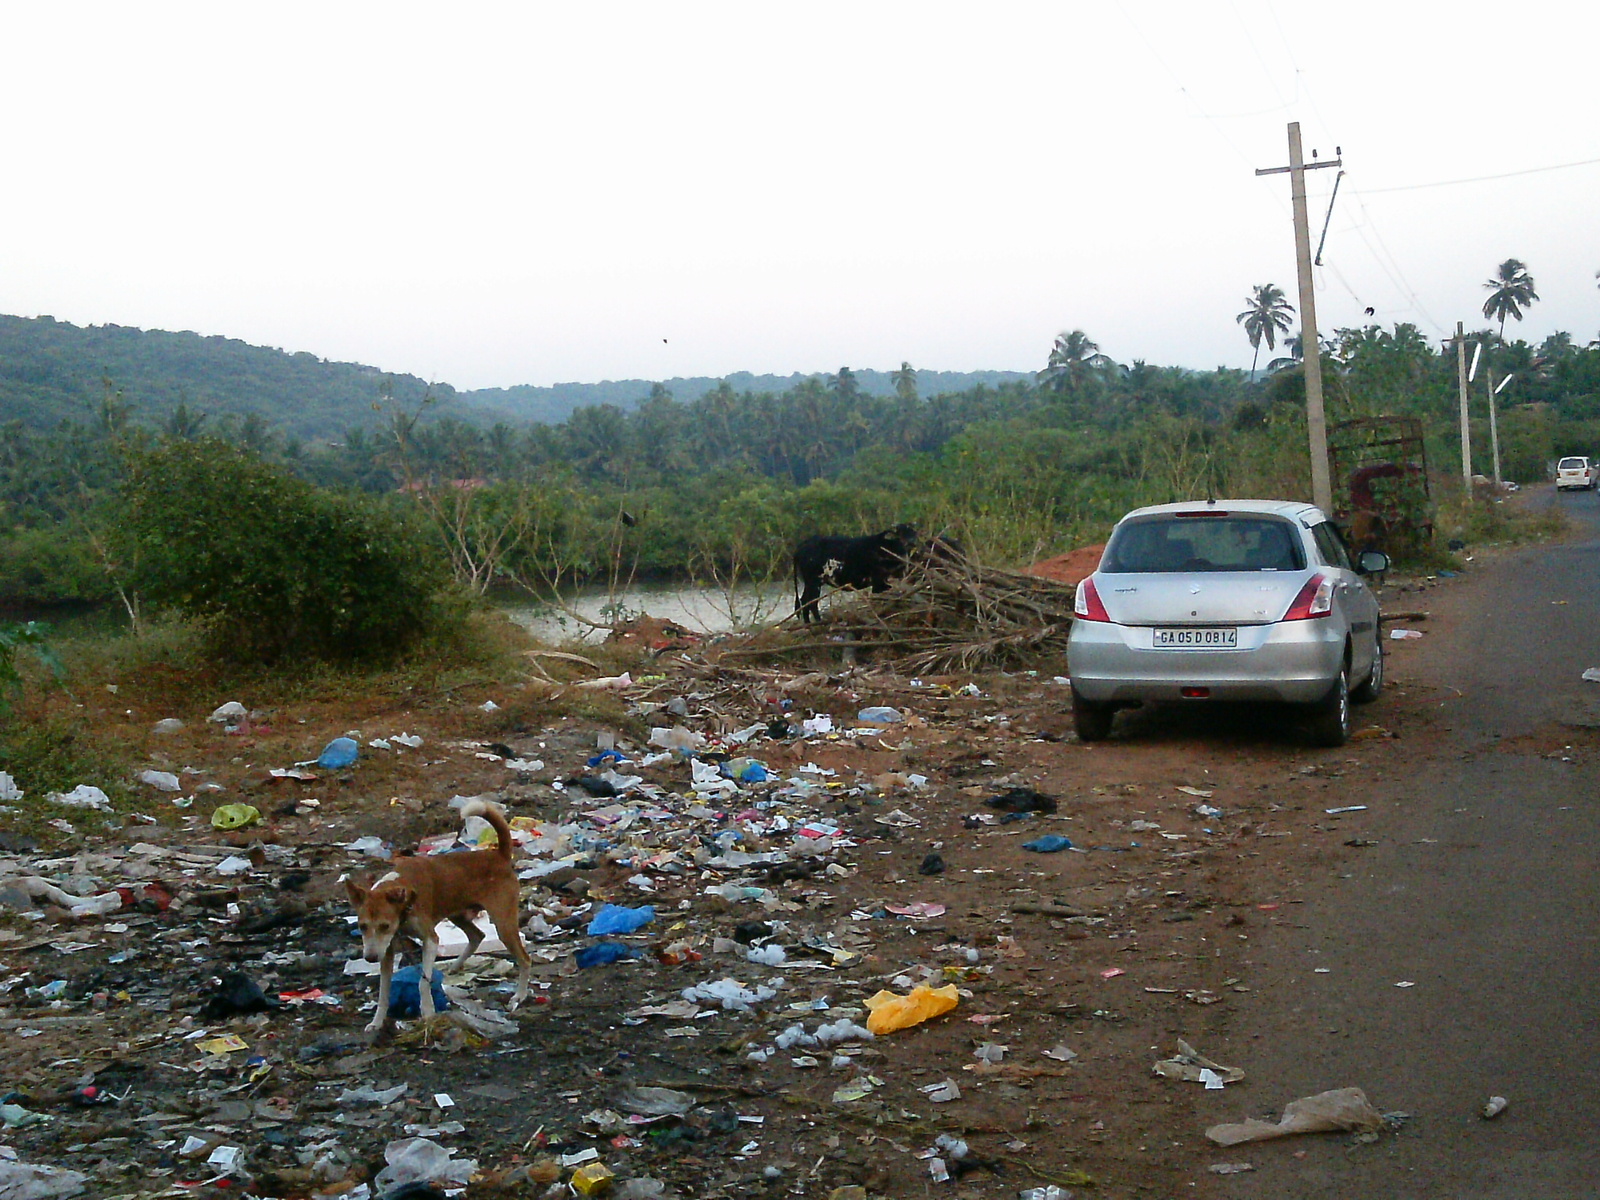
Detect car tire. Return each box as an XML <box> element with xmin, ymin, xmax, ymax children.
<box><xmin>1307</xmin><ymin>663</ymin><xmax>1351</xmax><ymax>747</ymax></box>
<box><xmin>1351</xmin><ymin>640</ymin><xmax>1383</xmax><ymax>703</ymax></box>
<box><xmin>1072</xmin><ymin>689</ymin><xmax>1115</xmax><ymax>742</ymax></box>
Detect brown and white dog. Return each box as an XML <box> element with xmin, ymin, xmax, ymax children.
<box><xmin>344</xmin><ymin>799</ymin><xmax>531</xmax><ymax>1033</ymax></box>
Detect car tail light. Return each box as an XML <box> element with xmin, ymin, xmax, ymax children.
<box><xmin>1074</xmin><ymin>577</ymin><xmax>1112</xmax><ymax>622</ymax></box>
<box><xmin>1282</xmin><ymin>573</ymin><xmax>1335</xmax><ymax>620</ymax></box>
<box><xmin>1180</xmin><ymin>687</ymin><xmax>1211</xmax><ymax>699</ymax></box>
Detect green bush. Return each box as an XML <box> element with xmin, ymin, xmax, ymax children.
<box><xmin>0</xmin><ymin>525</ymin><xmax>111</xmax><ymax>606</ymax></box>
<box><xmin>118</xmin><ymin>439</ymin><xmax>453</xmax><ymax>663</ymax></box>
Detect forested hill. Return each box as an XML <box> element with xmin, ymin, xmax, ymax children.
<box><xmin>460</xmin><ymin>368</ymin><xmax>1035</xmax><ymax>423</ymax></box>
<box><xmin>0</xmin><ymin>314</ymin><xmax>1035</xmax><ymax>435</ymax></box>
<box><xmin>0</xmin><ymin>315</ymin><xmax>472</xmax><ymax>439</ymax></box>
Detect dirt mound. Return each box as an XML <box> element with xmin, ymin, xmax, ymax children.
<box><xmin>1025</xmin><ymin>543</ymin><xmax>1104</xmax><ymax>586</ymax></box>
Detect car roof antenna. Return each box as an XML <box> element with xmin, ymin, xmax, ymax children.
<box><xmin>1204</xmin><ymin>454</ymin><xmax>1217</xmax><ymax>505</ymax></box>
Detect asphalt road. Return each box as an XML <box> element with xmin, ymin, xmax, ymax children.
<box><xmin>1205</xmin><ymin>485</ymin><xmax>1600</xmax><ymax>1199</ymax></box>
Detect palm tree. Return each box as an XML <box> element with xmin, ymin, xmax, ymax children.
<box><xmin>1038</xmin><ymin>330</ymin><xmax>1112</xmax><ymax>395</ymax></box>
<box><xmin>1236</xmin><ymin>284</ymin><xmax>1295</xmax><ymax>377</ymax></box>
<box><xmin>891</xmin><ymin>361</ymin><xmax>918</xmax><ymax>403</ymax></box>
<box><xmin>1481</xmin><ymin>258</ymin><xmax>1538</xmax><ymax>340</ymax></box>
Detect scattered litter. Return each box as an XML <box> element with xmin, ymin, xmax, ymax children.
<box><xmin>1324</xmin><ymin>806</ymin><xmax>1367</xmax><ymax>815</ymax></box>
<box><xmin>372</xmin><ymin>1138</ymin><xmax>477</xmax><ymax>1189</ymax></box>
<box><xmin>209</xmin><ymin>803</ymin><xmax>260</xmax><ymax>830</ymax></box>
<box><xmin>576</xmin><ymin>672</ymin><xmax>633</xmax><ymax>691</ymax></box>
<box><xmin>831</xmin><ymin>1076</ymin><xmax>882</xmax><ymax>1103</ymax></box>
<box><xmin>1154</xmin><ymin>1040</ymin><xmax>1244</xmax><ymax>1088</ymax></box>
<box><xmin>1584</xmin><ymin>668</ymin><xmax>1600</xmax><ymax>684</ymax></box>
<box><xmin>0</xmin><ymin>1160</ymin><xmax>88</xmax><ymax>1199</ymax></box>
<box><xmin>1206</xmin><ymin>1087</ymin><xmax>1384</xmax><ymax>1146</ymax></box>
<box><xmin>985</xmin><ymin>787</ymin><xmax>1057</xmax><ymax>814</ymax></box>
<box><xmin>338</xmin><ymin>1083</ymin><xmax>409</xmax><ymax>1106</ymax></box>
<box><xmin>208</xmin><ymin>701</ymin><xmax>248</xmax><ymax>723</ymax></box>
<box><xmin>1208</xmin><ymin>1162</ymin><xmax>1254</xmax><ymax>1175</ymax></box>
<box><xmin>576</xmin><ymin>942</ymin><xmax>641</xmax><ymax>968</ymax></box>
<box><xmin>1481</xmin><ymin>1095</ymin><xmax>1509</xmax><ymax>1119</ymax></box>
<box><xmin>137</xmin><ymin>769</ymin><xmax>181</xmax><ymax>791</ymax></box>
<box><xmin>885</xmin><ymin>902</ymin><xmax>945</xmax><ymax>919</ymax></box>
<box><xmin>386</xmin><ymin>966</ymin><xmax>451</xmax><ymax>1017</ymax></box>
<box><xmin>317</xmin><ymin>736</ymin><xmax>360</xmax><ymax>769</ymax></box>
<box><xmin>1022</xmin><ymin>834</ymin><xmax>1073</xmax><ymax>853</ymax></box>
<box><xmin>1395</xmin><ymin>980</ymin><xmax>1416</xmax><ymax>988</ymax></box>
<box><xmin>619</xmin><ymin>1086</ymin><xmax>696</xmax><ymax>1116</ymax></box>
<box><xmin>681</xmin><ymin>979</ymin><xmax>777</xmax><ymax>1012</ymax></box>
<box><xmin>586</xmin><ymin>903</ymin><xmax>656</xmax><ymax>936</ymax></box>
<box><xmin>856</xmin><ymin>706</ymin><xmax>903</xmax><ymax>724</ymax></box>
<box><xmin>1389</xmin><ymin>629</ymin><xmax>1423</xmax><ymax>640</ymax></box>
<box><xmin>44</xmin><ymin>785</ymin><xmax>111</xmax><ymax>812</ymax></box>
<box><xmin>863</xmin><ymin>983</ymin><xmax>959</xmax><ymax>1034</ymax></box>
<box><xmin>920</xmin><ymin>1079</ymin><xmax>962</xmax><ymax>1103</ymax></box>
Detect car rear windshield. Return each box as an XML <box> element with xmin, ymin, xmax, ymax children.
<box><xmin>1558</xmin><ymin>457</ymin><xmax>1588</xmax><ymax>469</ymax></box>
<box><xmin>1102</xmin><ymin>515</ymin><xmax>1307</xmax><ymax>573</ymax></box>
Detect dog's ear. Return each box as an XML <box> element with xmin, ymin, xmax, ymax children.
<box><xmin>344</xmin><ymin>876</ymin><xmax>369</xmax><ymax>906</ymax></box>
<box><xmin>390</xmin><ymin>886</ymin><xmax>417</xmax><ymax>912</ymax></box>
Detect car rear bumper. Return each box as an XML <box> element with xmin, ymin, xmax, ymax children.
<box><xmin>1068</xmin><ymin>619</ymin><xmax>1345</xmax><ymax>704</ymax></box>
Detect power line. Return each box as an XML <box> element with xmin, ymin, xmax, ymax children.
<box><xmin>1361</xmin><ymin>155</ymin><xmax>1600</xmax><ymax>194</ymax></box>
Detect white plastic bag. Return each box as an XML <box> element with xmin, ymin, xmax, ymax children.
<box><xmin>1206</xmin><ymin>1087</ymin><xmax>1383</xmax><ymax>1146</ymax></box>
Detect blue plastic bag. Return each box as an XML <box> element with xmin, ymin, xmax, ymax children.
<box><xmin>575</xmin><ymin>941</ymin><xmax>640</xmax><ymax>968</ymax></box>
<box><xmin>586</xmin><ymin>903</ymin><xmax>655</xmax><ymax>937</ymax></box>
<box><xmin>1022</xmin><ymin>834</ymin><xmax>1074</xmax><ymax>853</ymax></box>
<box><xmin>387</xmin><ymin>965</ymin><xmax>450</xmax><ymax>1017</ymax></box>
<box><xmin>317</xmin><ymin>737</ymin><xmax>360</xmax><ymax>770</ymax></box>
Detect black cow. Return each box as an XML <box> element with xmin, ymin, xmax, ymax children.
<box><xmin>793</xmin><ymin>523</ymin><xmax>919</xmax><ymax>624</ymax></box>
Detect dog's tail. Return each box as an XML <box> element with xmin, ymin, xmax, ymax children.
<box><xmin>460</xmin><ymin>798</ymin><xmax>515</xmax><ymax>861</ymax></box>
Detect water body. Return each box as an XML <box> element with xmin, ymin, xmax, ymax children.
<box><xmin>500</xmin><ymin>580</ymin><xmax>792</xmax><ymax>644</ymax></box>
<box><xmin>9</xmin><ymin>582</ymin><xmax>793</xmax><ymax>647</ymax></box>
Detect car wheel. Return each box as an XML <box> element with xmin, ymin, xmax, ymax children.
<box><xmin>1351</xmin><ymin>639</ymin><xmax>1383</xmax><ymax>703</ymax></box>
<box><xmin>1072</xmin><ymin>689</ymin><xmax>1115</xmax><ymax>742</ymax></box>
<box><xmin>1307</xmin><ymin>663</ymin><xmax>1351</xmax><ymax>747</ymax></box>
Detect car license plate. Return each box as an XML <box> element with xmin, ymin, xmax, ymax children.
<box><xmin>1153</xmin><ymin>627</ymin><xmax>1237</xmax><ymax>649</ymax></box>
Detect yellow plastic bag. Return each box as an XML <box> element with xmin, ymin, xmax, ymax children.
<box><xmin>210</xmin><ymin>803</ymin><xmax>261</xmax><ymax>830</ymax></box>
<box><xmin>863</xmin><ymin>983</ymin><xmax>960</xmax><ymax>1034</ymax></box>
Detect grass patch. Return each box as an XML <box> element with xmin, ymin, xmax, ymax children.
<box><xmin>1435</xmin><ymin>492</ymin><xmax>1568</xmax><ymax>552</ymax></box>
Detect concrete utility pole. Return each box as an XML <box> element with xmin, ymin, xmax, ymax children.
<box><xmin>1257</xmin><ymin>122</ymin><xmax>1341</xmax><ymax>513</ymax></box>
<box><xmin>1456</xmin><ymin>322</ymin><xmax>1472</xmax><ymax>489</ymax></box>
<box><xmin>1486</xmin><ymin>371</ymin><xmax>1509</xmax><ymax>486</ymax></box>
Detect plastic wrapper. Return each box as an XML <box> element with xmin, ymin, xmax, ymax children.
<box><xmin>1206</xmin><ymin>1087</ymin><xmax>1383</xmax><ymax>1146</ymax></box>
<box><xmin>863</xmin><ymin>982</ymin><xmax>960</xmax><ymax>1034</ymax></box>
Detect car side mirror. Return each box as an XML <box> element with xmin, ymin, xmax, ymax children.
<box><xmin>1357</xmin><ymin>550</ymin><xmax>1389</xmax><ymax>576</ymax></box>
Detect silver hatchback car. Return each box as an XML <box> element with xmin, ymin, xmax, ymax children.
<box><xmin>1067</xmin><ymin>499</ymin><xmax>1387</xmax><ymax>747</ymax></box>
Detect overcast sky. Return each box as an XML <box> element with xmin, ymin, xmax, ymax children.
<box><xmin>1</xmin><ymin>2</ymin><xmax>1596</xmax><ymax>391</ymax></box>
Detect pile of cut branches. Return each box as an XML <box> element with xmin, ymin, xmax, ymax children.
<box><xmin>718</xmin><ymin>555</ymin><xmax>1077</xmax><ymax>672</ymax></box>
